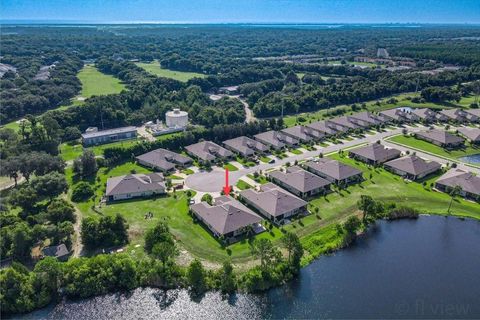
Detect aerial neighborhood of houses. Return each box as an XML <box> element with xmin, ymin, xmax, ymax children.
<box><xmin>92</xmin><ymin>105</ymin><xmax>479</xmax><ymax>244</ymax></box>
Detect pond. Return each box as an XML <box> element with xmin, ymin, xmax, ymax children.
<box><xmin>21</xmin><ymin>216</ymin><xmax>480</xmax><ymax>319</ymax></box>
<box><xmin>459</xmin><ymin>153</ymin><xmax>480</xmax><ymax>164</ymax></box>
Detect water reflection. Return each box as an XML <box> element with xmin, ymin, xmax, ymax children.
<box><xmin>21</xmin><ymin>216</ymin><xmax>480</xmax><ymax>320</ymax></box>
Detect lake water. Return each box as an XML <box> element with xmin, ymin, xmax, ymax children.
<box><xmin>459</xmin><ymin>153</ymin><xmax>480</xmax><ymax>164</ymax></box>
<box><xmin>21</xmin><ymin>216</ymin><xmax>480</xmax><ymax>319</ymax></box>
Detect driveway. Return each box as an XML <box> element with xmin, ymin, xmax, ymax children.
<box><xmin>185</xmin><ymin>125</ymin><xmax>429</xmax><ymax>192</ymax></box>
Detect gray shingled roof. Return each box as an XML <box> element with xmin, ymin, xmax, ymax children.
<box><xmin>136</xmin><ymin>148</ymin><xmax>192</xmax><ymax>171</ymax></box>
<box><xmin>304</xmin><ymin>158</ymin><xmax>362</xmax><ymax>181</ymax></box>
<box><xmin>42</xmin><ymin>244</ymin><xmax>69</xmax><ymax>258</ymax></box>
<box><xmin>458</xmin><ymin>127</ymin><xmax>480</xmax><ymax>142</ymax></box>
<box><xmin>185</xmin><ymin>141</ymin><xmax>233</xmax><ymax>161</ymax></box>
<box><xmin>436</xmin><ymin>169</ymin><xmax>480</xmax><ymax>197</ymax></box>
<box><xmin>384</xmin><ymin>155</ymin><xmax>441</xmax><ymax>176</ymax></box>
<box><xmin>106</xmin><ymin>173</ymin><xmax>165</xmax><ymax>196</ymax></box>
<box><xmin>465</xmin><ymin>109</ymin><xmax>480</xmax><ymax>118</ymax></box>
<box><xmin>306</xmin><ymin>121</ymin><xmax>340</xmax><ymax>135</ymax></box>
<box><xmin>269</xmin><ymin>166</ymin><xmax>331</xmax><ymax>193</ymax></box>
<box><xmin>416</xmin><ymin>129</ymin><xmax>465</xmax><ymax>145</ymax></box>
<box><xmin>329</xmin><ymin>116</ymin><xmax>362</xmax><ymax>129</ymax></box>
<box><xmin>223</xmin><ymin>136</ymin><xmax>269</xmax><ymax>156</ymax></box>
<box><xmin>380</xmin><ymin>109</ymin><xmax>408</xmax><ymax>121</ymax></box>
<box><xmin>240</xmin><ymin>183</ymin><xmax>307</xmax><ymax>217</ymax></box>
<box><xmin>349</xmin><ymin>143</ymin><xmax>401</xmax><ymax>162</ymax></box>
<box><xmin>350</xmin><ymin>112</ymin><xmax>386</xmax><ymax>125</ymax></box>
<box><xmin>81</xmin><ymin>126</ymin><xmax>137</xmax><ymax>139</ymax></box>
<box><xmin>190</xmin><ymin>196</ymin><xmax>262</xmax><ymax>235</ymax></box>
<box><xmin>281</xmin><ymin>125</ymin><xmax>325</xmax><ymax>141</ymax></box>
<box><xmin>439</xmin><ymin>108</ymin><xmax>466</xmax><ymax>121</ymax></box>
<box><xmin>412</xmin><ymin>108</ymin><xmax>438</xmax><ymax>120</ymax></box>
<box><xmin>254</xmin><ymin>130</ymin><xmax>299</xmax><ymax>148</ymax></box>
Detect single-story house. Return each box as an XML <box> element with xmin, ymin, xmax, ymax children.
<box><xmin>350</xmin><ymin>111</ymin><xmax>387</xmax><ymax>126</ymax></box>
<box><xmin>328</xmin><ymin>116</ymin><xmax>363</xmax><ymax>130</ymax></box>
<box><xmin>281</xmin><ymin>125</ymin><xmax>325</xmax><ymax>142</ymax></box>
<box><xmin>349</xmin><ymin>143</ymin><xmax>401</xmax><ymax>165</ymax></box>
<box><xmin>380</xmin><ymin>108</ymin><xmax>418</xmax><ymax>123</ymax></box>
<box><xmin>42</xmin><ymin>244</ymin><xmax>70</xmax><ymax>261</ymax></box>
<box><xmin>384</xmin><ymin>155</ymin><xmax>441</xmax><ymax>180</ymax></box>
<box><xmin>304</xmin><ymin>158</ymin><xmax>363</xmax><ymax>185</ymax></box>
<box><xmin>464</xmin><ymin>108</ymin><xmax>480</xmax><ymax>120</ymax></box>
<box><xmin>239</xmin><ymin>183</ymin><xmax>308</xmax><ymax>224</ymax></box>
<box><xmin>411</xmin><ymin>108</ymin><xmax>440</xmax><ymax>123</ymax></box>
<box><xmin>223</xmin><ymin>136</ymin><xmax>269</xmax><ymax>158</ymax></box>
<box><xmin>106</xmin><ymin>173</ymin><xmax>166</xmax><ymax>202</ymax></box>
<box><xmin>415</xmin><ymin>129</ymin><xmax>465</xmax><ymax>149</ymax></box>
<box><xmin>190</xmin><ymin>196</ymin><xmax>263</xmax><ymax>242</ymax></box>
<box><xmin>268</xmin><ymin>166</ymin><xmax>331</xmax><ymax>198</ymax></box>
<box><xmin>435</xmin><ymin>169</ymin><xmax>480</xmax><ymax>201</ymax></box>
<box><xmin>185</xmin><ymin>141</ymin><xmax>233</xmax><ymax>163</ymax></box>
<box><xmin>457</xmin><ymin>127</ymin><xmax>480</xmax><ymax>144</ymax></box>
<box><xmin>306</xmin><ymin>120</ymin><xmax>344</xmax><ymax>136</ymax></box>
<box><xmin>254</xmin><ymin>130</ymin><xmax>299</xmax><ymax>150</ymax></box>
<box><xmin>439</xmin><ymin>109</ymin><xmax>470</xmax><ymax>123</ymax></box>
<box><xmin>136</xmin><ymin>148</ymin><xmax>192</xmax><ymax>172</ymax></box>
<box><xmin>81</xmin><ymin>126</ymin><xmax>137</xmax><ymax>146</ymax></box>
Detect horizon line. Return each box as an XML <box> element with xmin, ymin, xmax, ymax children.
<box><xmin>1</xmin><ymin>19</ymin><xmax>480</xmax><ymax>26</ymax></box>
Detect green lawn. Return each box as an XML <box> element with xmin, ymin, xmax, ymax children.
<box><xmin>68</xmin><ymin>151</ymin><xmax>480</xmax><ymax>265</ymax></box>
<box><xmin>224</xmin><ymin>163</ymin><xmax>239</xmax><ymax>172</ymax></box>
<box><xmin>77</xmin><ymin>65</ymin><xmax>126</xmax><ymax>98</ymax></box>
<box><xmin>247</xmin><ymin>174</ymin><xmax>269</xmax><ymax>185</ymax></box>
<box><xmin>307</xmin><ymin>153</ymin><xmax>480</xmax><ymax>220</ymax></box>
<box><xmin>59</xmin><ymin>138</ymin><xmax>143</xmax><ymax>162</ymax></box>
<box><xmin>181</xmin><ymin>168</ymin><xmax>195</xmax><ymax>175</ymax></box>
<box><xmin>136</xmin><ymin>60</ymin><xmax>206</xmax><ymax>82</ymax></box>
<box><xmin>387</xmin><ymin>135</ymin><xmax>480</xmax><ymax>162</ymax></box>
<box><xmin>290</xmin><ymin>149</ymin><xmax>303</xmax><ymax>155</ymax></box>
<box><xmin>236</xmin><ymin>179</ymin><xmax>253</xmax><ymax>190</ymax></box>
<box><xmin>260</xmin><ymin>156</ymin><xmax>272</xmax><ymax>163</ymax></box>
<box><xmin>235</xmin><ymin>157</ymin><xmax>256</xmax><ymax>167</ymax></box>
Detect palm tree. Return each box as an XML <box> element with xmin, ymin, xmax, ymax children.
<box><xmin>447</xmin><ymin>185</ymin><xmax>462</xmax><ymax>213</ymax></box>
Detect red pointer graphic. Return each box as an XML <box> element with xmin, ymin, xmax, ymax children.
<box><xmin>223</xmin><ymin>167</ymin><xmax>231</xmax><ymax>195</ymax></box>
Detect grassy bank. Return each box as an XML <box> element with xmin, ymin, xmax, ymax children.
<box><xmin>77</xmin><ymin>65</ymin><xmax>126</xmax><ymax>97</ymax></box>
<box><xmin>69</xmin><ymin>151</ymin><xmax>480</xmax><ymax>266</ymax></box>
<box><xmin>387</xmin><ymin>135</ymin><xmax>480</xmax><ymax>161</ymax></box>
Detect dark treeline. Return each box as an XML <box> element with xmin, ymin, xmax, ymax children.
<box><xmin>2</xmin><ymin>25</ymin><xmax>480</xmax><ymax>124</ymax></box>
<box><xmin>251</xmin><ymin>65</ymin><xmax>480</xmax><ymax>117</ymax></box>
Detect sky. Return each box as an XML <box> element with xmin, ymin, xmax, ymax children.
<box><xmin>1</xmin><ymin>0</ymin><xmax>480</xmax><ymax>24</ymax></box>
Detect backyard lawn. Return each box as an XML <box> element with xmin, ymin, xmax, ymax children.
<box><xmin>224</xmin><ymin>163</ymin><xmax>239</xmax><ymax>171</ymax></box>
<box><xmin>59</xmin><ymin>138</ymin><xmax>144</xmax><ymax>161</ymax></box>
<box><xmin>236</xmin><ymin>179</ymin><xmax>253</xmax><ymax>190</ymax></box>
<box><xmin>387</xmin><ymin>134</ymin><xmax>480</xmax><ymax>161</ymax></box>
<box><xmin>68</xmin><ymin>152</ymin><xmax>480</xmax><ymax>265</ymax></box>
<box><xmin>136</xmin><ymin>60</ymin><xmax>206</xmax><ymax>82</ymax></box>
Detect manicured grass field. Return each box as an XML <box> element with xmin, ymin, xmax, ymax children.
<box><xmin>224</xmin><ymin>163</ymin><xmax>239</xmax><ymax>171</ymax></box>
<box><xmin>260</xmin><ymin>156</ymin><xmax>272</xmax><ymax>163</ymax></box>
<box><xmin>135</xmin><ymin>60</ymin><xmax>206</xmax><ymax>82</ymax></box>
<box><xmin>236</xmin><ymin>179</ymin><xmax>253</xmax><ymax>190</ymax></box>
<box><xmin>387</xmin><ymin>135</ymin><xmax>480</xmax><ymax>161</ymax></box>
<box><xmin>290</xmin><ymin>149</ymin><xmax>303</xmax><ymax>155</ymax></box>
<box><xmin>59</xmin><ymin>138</ymin><xmax>143</xmax><ymax>161</ymax></box>
<box><xmin>77</xmin><ymin>65</ymin><xmax>126</xmax><ymax>98</ymax></box>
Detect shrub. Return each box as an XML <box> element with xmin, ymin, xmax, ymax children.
<box><xmin>71</xmin><ymin>182</ymin><xmax>94</xmax><ymax>202</ymax></box>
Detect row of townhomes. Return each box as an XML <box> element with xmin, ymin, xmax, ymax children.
<box><xmin>102</xmin><ymin>106</ymin><xmax>480</xmax><ymax>243</ymax></box>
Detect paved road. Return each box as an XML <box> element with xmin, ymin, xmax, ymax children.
<box><xmin>185</xmin><ymin>125</ymin><xmax>430</xmax><ymax>192</ymax></box>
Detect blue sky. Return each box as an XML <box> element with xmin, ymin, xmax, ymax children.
<box><xmin>1</xmin><ymin>0</ymin><xmax>479</xmax><ymax>24</ymax></box>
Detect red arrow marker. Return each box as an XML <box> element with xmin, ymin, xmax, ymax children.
<box><xmin>223</xmin><ymin>167</ymin><xmax>231</xmax><ymax>195</ymax></box>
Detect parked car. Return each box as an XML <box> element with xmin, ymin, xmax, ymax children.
<box><xmin>268</xmin><ymin>159</ymin><xmax>276</xmax><ymax>164</ymax></box>
<box><xmin>189</xmin><ymin>199</ymin><xmax>195</xmax><ymax>205</ymax></box>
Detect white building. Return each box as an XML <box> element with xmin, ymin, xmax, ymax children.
<box><xmin>166</xmin><ymin>108</ymin><xmax>188</xmax><ymax>128</ymax></box>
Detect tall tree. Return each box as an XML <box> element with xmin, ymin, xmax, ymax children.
<box><xmin>187</xmin><ymin>259</ymin><xmax>207</xmax><ymax>295</ymax></box>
